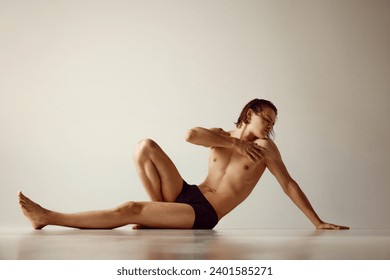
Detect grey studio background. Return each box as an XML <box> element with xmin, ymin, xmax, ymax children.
<box><xmin>1</xmin><ymin>0</ymin><xmax>389</xmax><ymax>230</ymax></box>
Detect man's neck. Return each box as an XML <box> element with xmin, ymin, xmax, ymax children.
<box><xmin>232</xmin><ymin>125</ymin><xmax>258</xmax><ymax>142</ymax></box>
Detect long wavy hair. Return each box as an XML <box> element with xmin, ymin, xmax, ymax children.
<box><xmin>235</xmin><ymin>98</ymin><xmax>278</xmax><ymax>138</ymax></box>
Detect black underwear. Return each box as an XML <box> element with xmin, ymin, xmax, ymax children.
<box><xmin>175</xmin><ymin>181</ymin><xmax>219</xmax><ymax>229</ymax></box>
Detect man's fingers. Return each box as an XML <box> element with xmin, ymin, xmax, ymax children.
<box><xmin>339</xmin><ymin>225</ymin><xmax>350</xmax><ymax>230</ymax></box>
<box><xmin>253</xmin><ymin>147</ymin><xmax>264</xmax><ymax>159</ymax></box>
<box><xmin>330</xmin><ymin>224</ymin><xmax>350</xmax><ymax>230</ymax></box>
<box><xmin>242</xmin><ymin>142</ymin><xmax>265</xmax><ymax>162</ymax></box>
<box><xmin>248</xmin><ymin>154</ymin><xmax>257</xmax><ymax>162</ymax></box>
<box><xmin>254</xmin><ymin>142</ymin><xmax>267</xmax><ymax>149</ymax></box>
<box><xmin>318</xmin><ymin>223</ymin><xmax>350</xmax><ymax>230</ymax></box>
<box><xmin>248</xmin><ymin>150</ymin><xmax>263</xmax><ymax>162</ymax></box>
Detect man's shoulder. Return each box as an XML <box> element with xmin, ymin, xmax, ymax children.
<box><xmin>254</xmin><ymin>138</ymin><xmax>282</xmax><ymax>160</ymax></box>
<box><xmin>254</xmin><ymin>138</ymin><xmax>276</xmax><ymax>148</ymax></box>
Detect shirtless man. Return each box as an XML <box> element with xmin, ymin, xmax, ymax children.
<box><xmin>18</xmin><ymin>99</ymin><xmax>349</xmax><ymax>230</ymax></box>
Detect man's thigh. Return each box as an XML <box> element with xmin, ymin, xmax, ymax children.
<box><xmin>134</xmin><ymin>201</ymin><xmax>195</xmax><ymax>229</ymax></box>
<box><xmin>147</xmin><ymin>141</ymin><xmax>184</xmax><ymax>201</ymax></box>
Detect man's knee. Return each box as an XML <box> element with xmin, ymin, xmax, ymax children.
<box><xmin>116</xmin><ymin>201</ymin><xmax>143</xmax><ymax>217</ymax></box>
<box><xmin>133</xmin><ymin>138</ymin><xmax>157</xmax><ymax>161</ymax></box>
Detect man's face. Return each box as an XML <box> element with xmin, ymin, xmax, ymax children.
<box><xmin>249</xmin><ymin>107</ymin><xmax>277</xmax><ymax>139</ymax></box>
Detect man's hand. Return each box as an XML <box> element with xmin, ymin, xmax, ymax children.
<box><xmin>208</xmin><ymin>127</ymin><xmax>264</xmax><ymax>161</ymax></box>
<box><xmin>316</xmin><ymin>222</ymin><xmax>350</xmax><ymax>230</ymax></box>
<box><xmin>235</xmin><ymin>140</ymin><xmax>265</xmax><ymax>162</ymax></box>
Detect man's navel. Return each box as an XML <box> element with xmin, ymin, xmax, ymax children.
<box><xmin>199</xmin><ymin>184</ymin><xmax>216</xmax><ymax>193</ymax></box>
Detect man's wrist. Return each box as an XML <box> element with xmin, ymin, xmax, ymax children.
<box><xmin>314</xmin><ymin>219</ymin><xmax>324</xmax><ymax>228</ymax></box>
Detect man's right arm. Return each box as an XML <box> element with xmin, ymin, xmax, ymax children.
<box><xmin>185</xmin><ymin>127</ymin><xmax>264</xmax><ymax>162</ymax></box>
<box><xmin>185</xmin><ymin>127</ymin><xmax>235</xmax><ymax>148</ymax></box>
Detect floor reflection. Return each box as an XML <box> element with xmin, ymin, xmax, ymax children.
<box><xmin>1</xmin><ymin>228</ymin><xmax>388</xmax><ymax>260</ymax></box>
<box><xmin>11</xmin><ymin>228</ymin><xmax>319</xmax><ymax>259</ymax></box>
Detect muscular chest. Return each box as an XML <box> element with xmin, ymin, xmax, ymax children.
<box><xmin>209</xmin><ymin>147</ymin><xmax>265</xmax><ymax>175</ymax></box>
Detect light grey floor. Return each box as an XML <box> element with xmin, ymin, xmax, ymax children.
<box><xmin>0</xmin><ymin>228</ymin><xmax>389</xmax><ymax>260</ymax></box>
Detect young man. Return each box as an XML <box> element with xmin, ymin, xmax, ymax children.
<box><xmin>18</xmin><ymin>99</ymin><xmax>349</xmax><ymax>230</ymax></box>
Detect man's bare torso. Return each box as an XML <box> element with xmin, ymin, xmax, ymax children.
<box><xmin>198</xmin><ymin>137</ymin><xmax>270</xmax><ymax>219</ymax></box>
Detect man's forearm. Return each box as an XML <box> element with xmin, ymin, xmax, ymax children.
<box><xmin>185</xmin><ymin>127</ymin><xmax>237</xmax><ymax>148</ymax></box>
<box><xmin>285</xmin><ymin>181</ymin><xmax>324</xmax><ymax>227</ymax></box>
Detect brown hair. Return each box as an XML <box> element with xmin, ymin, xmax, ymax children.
<box><xmin>235</xmin><ymin>98</ymin><xmax>278</xmax><ymax>128</ymax></box>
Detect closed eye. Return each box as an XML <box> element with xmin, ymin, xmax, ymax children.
<box><xmin>265</xmin><ymin>117</ymin><xmax>274</xmax><ymax>127</ymax></box>
<box><xmin>259</xmin><ymin>113</ymin><xmax>275</xmax><ymax>127</ymax></box>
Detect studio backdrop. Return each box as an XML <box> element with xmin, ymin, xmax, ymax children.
<box><xmin>1</xmin><ymin>0</ymin><xmax>389</xmax><ymax>229</ymax></box>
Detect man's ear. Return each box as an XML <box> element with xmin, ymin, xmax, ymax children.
<box><xmin>244</xmin><ymin>109</ymin><xmax>253</xmax><ymax>124</ymax></box>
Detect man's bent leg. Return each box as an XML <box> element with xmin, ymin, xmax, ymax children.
<box><xmin>133</xmin><ymin>139</ymin><xmax>183</xmax><ymax>202</ymax></box>
<box><xmin>18</xmin><ymin>192</ymin><xmax>195</xmax><ymax>229</ymax></box>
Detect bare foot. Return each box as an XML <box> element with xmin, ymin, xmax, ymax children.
<box><xmin>18</xmin><ymin>191</ymin><xmax>49</xmax><ymax>229</ymax></box>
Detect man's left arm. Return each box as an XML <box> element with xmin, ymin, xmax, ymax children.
<box><xmin>261</xmin><ymin>140</ymin><xmax>349</xmax><ymax>230</ymax></box>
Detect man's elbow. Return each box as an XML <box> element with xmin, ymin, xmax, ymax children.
<box><xmin>185</xmin><ymin>128</ymin><xmax>200</xmax><ymax>143</ymax></box>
